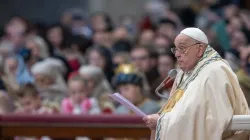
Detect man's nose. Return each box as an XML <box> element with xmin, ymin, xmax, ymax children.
<box><xmin>175</xmin><ymin>51</ymin><xmax>181</xmax><ymax>58</ymax></box>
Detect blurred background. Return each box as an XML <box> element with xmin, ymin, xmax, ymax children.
<box><xmin>0</xmin><ymin>0</ymin><xmax>250</xmax><ymax>139</ymax></box>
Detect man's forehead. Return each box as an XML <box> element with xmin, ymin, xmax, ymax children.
<box><xmin>174</xmin><ymin>34</ymin><xmax>191</xmax><ymax>45</ymax></box>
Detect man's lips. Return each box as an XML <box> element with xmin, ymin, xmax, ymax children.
<box><xmin>177</xmin><ymin>60</ymin><xmax>183</xmax><ymax>63</ymax></box>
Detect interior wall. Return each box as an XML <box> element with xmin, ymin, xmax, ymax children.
<box><xmin>0</xmin><ymin>0</ymin><xmax>89</xmax><ymax>27</ymax></box>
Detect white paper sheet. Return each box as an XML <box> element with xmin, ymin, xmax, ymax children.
<box><xmin>109</xmin><ymin>93</ymin><xmax>147</xmax><ymax>117</ymax></box>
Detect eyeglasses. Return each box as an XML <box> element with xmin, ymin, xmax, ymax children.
<box><xmin>171</xmin><ymin>43</ymin><xmax>200</xmax><ymax>54</ymax></box>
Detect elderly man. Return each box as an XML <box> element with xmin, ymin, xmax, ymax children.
<box><xmin>143</xmin><ymin>28</ymin><xmax>250</xmax><ymax>140</ymax></box>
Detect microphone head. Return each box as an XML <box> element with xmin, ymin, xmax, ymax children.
<box><xmin>168</xmin><ymin>69</ymin><xmax>178</xmax><ymax>78</ymax></box>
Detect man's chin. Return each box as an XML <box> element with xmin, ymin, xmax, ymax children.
<box><xmin>178</xmin><ymin>66</ymin><xmax>187</xmax><ymax>72</ymax></box>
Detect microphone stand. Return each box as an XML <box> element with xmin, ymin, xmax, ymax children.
<box><xmin>155</xmin><ymin>78</ymin><xmax>172</xmax><ymax>100</ymax></box>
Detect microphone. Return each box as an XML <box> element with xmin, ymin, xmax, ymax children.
<box><xmin>155</xmin><ymin>69</ymin><xmax>178</xmax><ymax>99</ymax></box>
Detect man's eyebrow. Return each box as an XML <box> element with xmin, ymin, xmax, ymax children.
<box><xmin>178</xmin><ymin>42</ymin><xmax>187</xmax><ymax>47</ymax></box>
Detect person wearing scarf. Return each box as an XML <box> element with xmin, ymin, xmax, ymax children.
<box><xmin>143</xmin><ymin>28</ymin><xmax>249</xmax><ymax>140</ymax></box>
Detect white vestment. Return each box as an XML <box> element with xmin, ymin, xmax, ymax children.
<box><xmin>156</xmin><ymin>46</ymin><xmax>250</xmax><ymax>140</ymax></box>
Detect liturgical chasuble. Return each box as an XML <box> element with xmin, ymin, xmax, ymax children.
<box><xmin>156</xmin><ymin>46</ymin><xmax>250</xmax><ymax>140</ymax></box>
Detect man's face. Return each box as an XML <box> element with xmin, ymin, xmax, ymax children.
<box><xmin>173</xmin><ymin>34</ymin><xmax>203</xmax><ymax>72</ymax></box>
<box><xmin>130</xmin><ymin>48</ymin><xmax>151</xmax><ymax>72</ymax></box>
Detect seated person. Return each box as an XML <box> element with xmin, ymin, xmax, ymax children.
<box><xmin>15</xmin><ymin>83</ymin><xmax>59</xmax><ymax>114</ymax></box>
<box><xmin>113</xmin><ymin>64</ymin><xmax>160</xmax><ymax>115</ymax></box>
<box><xmin>0</xmin><ymin>90</ymin><xmax>14</xmax><ymax>114</ymax></box>
<box><xmin>31</xmin><ymin>58</ymin><xmax>67</xmax><ymax>105</ymax></box>
<box><xmin>79</xmin><ymin>65</ymin><xmax>115</xmax><ymax>113</ymax></box>
<box><xmin>61</xmin><ymin>76</ymin><xmax>101</xmax><ymax>114</ymax></box>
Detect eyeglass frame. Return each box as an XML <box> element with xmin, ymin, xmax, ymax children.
<box><xmin>170</xmin><ymin>42</ymin><xmax>201</xmax><ymax>54</ymax></box>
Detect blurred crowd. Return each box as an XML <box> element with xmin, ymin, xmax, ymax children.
<box><xmin>0</xmin><ymin>0</ymin><xmax>250</xmax><ymax>117</ymax></box>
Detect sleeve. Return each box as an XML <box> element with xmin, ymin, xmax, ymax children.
<box><xmin>157</xmin><ymin>67</ymin><xmax>234</xmax><ymax>140</ymax></box>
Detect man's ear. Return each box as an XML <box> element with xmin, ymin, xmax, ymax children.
<box><xmin>197</xmin><ymin>45</ymin><xmax>205</xmax><ymax>57</ymax></box>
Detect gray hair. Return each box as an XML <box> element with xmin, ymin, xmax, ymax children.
<box><xmin>79</xmin><ymin>65</ymin><xmax>113</xmax><ymax>98</ymax></box>
<box><xmin>31</xmin><ymin>58</ymin><xmax>67</xmax><ymax>92</ymax></box>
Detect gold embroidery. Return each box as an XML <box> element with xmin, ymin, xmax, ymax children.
<box><xmin>161</xmin><ymin>89</ymin><xmax>184</xmax><ymax>113</ymax></box>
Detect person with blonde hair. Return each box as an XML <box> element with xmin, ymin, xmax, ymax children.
<box><xmin>25</xmin><ymin>35</ymin><xmax>49</xmax><ymax>59</ymax></box>
<box><xmin>79</xmin><ymin>65</ymin><xmax>112</xmax><ymax>97</ymax></box>
<box><xmin>3</xmin><ymin>55</ymin><xmax>34</xmax><ymax>100</ymax></box>
<box><xmin>79</xmin><ymin>65</ymin><xmax>114</xmax><ymax>113</ymax></box>
<box><xmin>25</xmin><ymin>35</ymin><xmax>49</xmax><ymax>68</ymax></box>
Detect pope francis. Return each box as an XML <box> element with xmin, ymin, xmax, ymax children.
<box><xmin>143</xmin><ymin>27</ymin><xmax>250</xmax><ymax>140</ymax></box>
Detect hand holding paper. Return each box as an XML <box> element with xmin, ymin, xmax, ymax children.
<box><xmin>109</xmin><ymin>93</ymin><xmax>147</xmax><ymax>117</ymax></box>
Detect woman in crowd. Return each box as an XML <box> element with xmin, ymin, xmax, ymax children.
<box><xmin>3</xmin><ymin>55</ymin><xmax>34</xmax><ymax>100</ymax></box>
<box><xmin>31</xmin><ymin>58</ymin><xmax>67</xmax><ymax>106</ymax></box>
<box><xmin>79</xmin><ymin>65</ymin><xmax>114</xmax><ymax>113</ymax></box>
<box><xmin>85</xmin><ymin>46</ymin><xmax>114</xmax><ymax>82</ymax></box>
<box><xmin>45</xmin><ymin>24</ymin><xmax>71</xmax><ymax>56</ymax></box>
<box><xmin>24</xmin><ymin>35</ymin><xmax>49</xmax><ymax>68</ymax></box>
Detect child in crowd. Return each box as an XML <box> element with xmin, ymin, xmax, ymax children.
<box><xmin>61</xmin><ymin>76</ymin><xmax>101</xmax><ymax>114</ymax></box>
<box><xmin>15</xmin><ymin>83</ymin><xmax>59</xmax><ymax>114</ymax></box>
<box><xmin>113</xmin><ymin>64</ymin><xmax>160</xmax><ymax>115</ymax></box>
